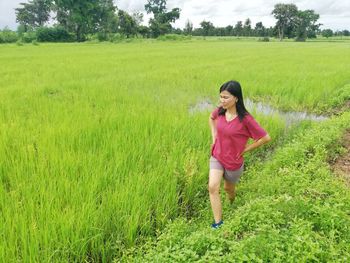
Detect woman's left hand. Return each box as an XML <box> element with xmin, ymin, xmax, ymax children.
<box><xmin>235</xmin><ymin>151</ymin><xmax>244</xmax><ymax>160</ymax></box>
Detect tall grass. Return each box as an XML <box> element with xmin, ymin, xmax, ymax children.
<box><xmin>0</xmin><ymin>40</ymin><xmax>349</xmax><ymax>261</ymax></box>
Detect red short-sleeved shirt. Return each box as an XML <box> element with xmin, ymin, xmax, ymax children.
<box><xmin>210</xmin><ymin>107</ymin><xmax>267</xmax><ymax>170</ymax></box>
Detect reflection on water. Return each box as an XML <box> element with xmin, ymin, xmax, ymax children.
<box><xmin>189</xmin><ymin>98</ymin><xmax>328</xmax><ymax>126</ymax></box>
<box><xmin>188</xmin><ymin>99</ymin><xmax>213</xmax><ymax>115</ymax></box>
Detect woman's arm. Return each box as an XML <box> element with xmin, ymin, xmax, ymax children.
<box><xmin>209</xmin><ymin>116</ymin><xmax>217</xmax><ymax>144</ymax></box>
<box><xmin>241</xmin><ymin>134</ymin><xmax>271</xmax><ymax>156</ymax></box>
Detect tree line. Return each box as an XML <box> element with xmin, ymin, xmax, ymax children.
<box><xmin>0</xmin><ymin>1</ymin><xmax>349</xmax><ymax>43</ymax></box>
<box><xmin>12</xmin><ymin>0</ymin><xmax>181</xmax><ymax>42</ymax></box>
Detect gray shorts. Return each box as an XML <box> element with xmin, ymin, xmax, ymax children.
<box><xmin>209</xmin><ymin>156</ymin><xmax>244</xmax><ymax>183</ymax></box>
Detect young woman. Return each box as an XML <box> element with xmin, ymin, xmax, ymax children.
<box><xmin>208</xmin><ymin>80</ymin><xmax>271</xmax><ymax>229</ymax></box>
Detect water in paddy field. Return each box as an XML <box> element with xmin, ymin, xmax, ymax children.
<box><xmin>189</xmin><ymin>98</ymin><xmax>328</xmax><ymax>127</ymax></box>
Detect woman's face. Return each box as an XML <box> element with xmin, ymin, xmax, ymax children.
<box><xmin>219</xmin><ymin>90</ymin><xmax>237</xmax><ymax>109</ymax></box>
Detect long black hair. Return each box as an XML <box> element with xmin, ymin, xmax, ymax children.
<box><xmin>218</xmin><ymin>80</ymin><xmax>249</xmax><ymax>122</ymax></box>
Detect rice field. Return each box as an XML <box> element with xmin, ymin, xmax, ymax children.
<box><xmin>0</xmin><ymin>39</ymin><xmax>349</xmax><ymax>261</ymax></box>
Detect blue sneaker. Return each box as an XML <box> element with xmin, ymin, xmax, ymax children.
<box><xmin>211</xmin><ymin>220</ymin><xmax>223</xmax><ymax>229</ymax></box>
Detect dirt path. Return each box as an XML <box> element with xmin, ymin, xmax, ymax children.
<box><xmin>332</xmin><ymin>129</ymin><xmax>350</xmax><ymax>186</ymax></box>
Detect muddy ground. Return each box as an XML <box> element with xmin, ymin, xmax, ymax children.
<box><xmin>331</xmin><ymin>128</ymin><xmax>350</xmax><ymax>186</ymax></box>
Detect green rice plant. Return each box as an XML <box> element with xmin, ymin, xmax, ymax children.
<box><xmin>0</xmin><ymin>40</ymin><xmax>349</xmax><ymax>261</ymax></box>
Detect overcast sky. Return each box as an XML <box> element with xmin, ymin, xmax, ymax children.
<box><xmin>1</xmin><ymin>0</ymin><xmax>349</xmax><ymax>31</ymax></box>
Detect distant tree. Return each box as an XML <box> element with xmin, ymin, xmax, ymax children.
<box><xmin>295</xmin><ymin>9</ymin><xmax>321</xmax><ymax>41</ymax></box>
<box><xmin>335</xmin><ymin>30</ymin><xmax>345</xmax><ymax>37</ymax></box>
<box><xmin>266</xmin><ymin>26</ymin><xmax>275</xmax><ymax>37</ymax></box>
<box><xmin>145</xmin><ymin>0</ymin><xmax>167</xmax><ymax>16</ymax></box>
<box><xmin>0</xmin><ymin>27</ymin><xmax>19</xmax><ymax>43</ymax></box>
<box><xmin>53</xmin><ymin>0</ymin><xmax>119</xmax><ymax>41</ymax></box>
<box><xmin>15</xmin><ymin>3</ymin><xmax>35</xmax><ymax>32</ymax></box>
<box><xmin>118</xmin><ymin>10</ymin><xmax>137</xmax><ymax>37</ymax></box>
<box><xmin>36</xmin><ymin>25</ymin><xmax>73</xmax><ymax>42</ymax></box>
<box><xmin>132</xmin><ymin>12</ymin><xmax>144</xmax><ymax>26</ymax></box>
<box><xmin>272</xmin><ymin>3</ymin><xmax>298</xmax><ymax>41</ymax></box>
<box><xmin>234</xmin><ymin>21</ymin><xmax>243</xmax><ymax>36</ymax></box>
<box><xmin>243</xmin><ymin>18</ymin><xmax>252</xmax><ymax>36</ymax></box>
<box><xmin>15</xmin><ymin>0</ymin><xmax>52</xmax><ymax>31</ymax></box>
<box><xmin>131</xmin><ymin>12</ymin><xmax>147</xmax><ymax>37</ymax></box>
<box><xmin>171</xmin><ymin>27</ymin><xmax>183</xmax><ymax>34</ymax></box>
<box><xmin>33</xmin><ymin>0</ymin><xmax>52</xmax><ymax>26</ymax></box>
<box><xmin>321</xmin><ymin>29</ymin><xmax>333</xmax><ymax>38</ymax></box>
<box><xmin>191</xmin><ymin>27</ymin><xmax>203</xmax><ymax>36</ymax></box>
<box><xmin>147</xmin><ymin>19</ymin><xmax>167</xmax><ymax>37</ymax></box>
<box><xmin>138</xmin><ymin>25</ymin><xmax>150</xmax><ymax>37</ymax></box>
<box><xmin>96</xmin><ymin>0</ymin><xmax>118</xmax><ymax>40</ymax></box>
<box><xmin>225</xmin><ymin>25</ymin><xmax>233</xmax><ymax>36</ymax></box>
<box><xmin>343</xmin><ymin>30</ymin><xmax>350</xmax><ymax>36</ymax></box>
<box><xmin>17</xmin><ymin>24</ymin><xmax>27</xmax><ymax>36</ymax></box>
<box><xmin>52</xmin><ymin>2</ymin><xmax>68</xmax><ymax>30</ymax></box>
<box><xmin>184</xmin><ymin>19</ymin><xmax>193</xmax><ymax>35</ymax></box>
<box><xmin>54</xmin><ymin>0</ymin><xmax>102</xmax><ymax>41</ymax></box>
<box><xmin>215</xmin><ymin>27</ymin><xmax>226</xmax><ymax>36</ymax></box>
<box><xmin>200</xmin><ymin>20</ymin><xmax>214</xmax><ymax>36</ymax></box>
<box><xmin>145</xmin><ymin>0</ymin><xmax>180</xmax><ymax>37</ymax></box>
<box><xmin>254</xmin><ymin>22</ymin><xmax>265</xmax><ymax>37</ymax></box>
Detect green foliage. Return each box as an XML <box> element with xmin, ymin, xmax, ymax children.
<box><xmin>145</xmin><ymin>0</ymin><xmax>180</xmax><ymax>37</ymax></box>
<box><xmin>145</xmin><ymin>0</ymin><xmax>167</xmax><ymax>16</ymax></box>
<box><xmin>36</xmin><ymin>26</ymin><xmax>74</xmax><ymax>42</ymax></box>
<box><xmin>95</xmin><ymin>0</ymin><xmax>118</xmax><ymax>38</ymax></box>
<box><xmin>243</xmin><ymin>18</ymin><xmax>252</xmax><ymax>37</ymax></box>
<box><xmin>14</xmin><ymin>0</ymin><xmax>120</xmax><ymax>42</ymax></box>
<box><xmin>21</xmin><ymin>31</ymin><xmax>37</xmax><ymax>43</ymax></box>
<box><xmin>15</xmin><ymin>0</ymin><xmax>52</xmax><ymax>29</ymax></box>
<box><xmin>234</xmin><ymin>21</ymin><xmax>243</xmax><ymax>37</ymax></box>
<box><xmin>295</xmin><ymin>10</ymin><xmax>321</xmax><ymax>41</ymax></box>
<box><xmin>16</xmin><ymin>39</ymin><xmax>24</xmax><ymax>46</ymax></box>
<box><xmin>200</xmin><ymin>21</ymin><xmax>215</xmax><ymax>36</ymax></box>
<box><xmin>254</xmin><ymin>22</ymin><xmax>266</xmax><ymax>37</ymax></box>
<box><xmin>270</xmin><ymin>4</ymin><xmax>320</xmax><ymax>41</ymax></box>
<box><xmin>272</xmin><ymin>3</ymin><xmax>298</xmax><ymax>40</ymax></box>
<box><xmin>0</xmin><ymin>28</ymin><xmax>19</xmax><ymax>43</ymax></box>
<box><xmin>184</xmin><ymin>20</ymin><xmax>193</xmax><ymax>35</ymax></box>
<box><xmin>54</xmin><ymin>0</ymin><xmax>118</xmax><ymax>41</ymax></box>
<box><xmin>109</xmin><ymin>33</ymin><xmax>126</xmax><ymax>42</ymax></box>
<box><xmin>118</xmin><ymin>10</ymin><xmax>138</xmax><ymax>38</ymax></box>
<box><xmin>330</xmin><ymin>84</ymin><xmax>350</xmax><ymax>108</ymax></box>
<box><xmin>138</xmin><ymin>25</ymin><xmax>150</xmax><ymax>38</ymax></box>
<box><xmin>157</xmin><ymin>34</ymin><xmax>191</xmax><ymax>41</ymax></box>
<box><xmin>258</xmin><ymin>37</ymin><xmax>270</xmax><ymax>42</ymax></box>
<box><xmin>322</xmin><ymin>29</ymin><xmax>334</xmax><ymax>38</ymax></box>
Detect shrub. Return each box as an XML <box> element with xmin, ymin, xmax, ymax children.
<box><xmin>157</xmin><ymin>34</ymin><xmax>191</xmax><ymax>41</ymax></box>
<box><xmin>109</xmin><ymin>33</ymin><xmax>126</xmax><ymax>43</ymax></box>
<box><xmin>22</xmin><ymin>31</ymin><xmax>37</xmax><ymax>43</ymax></box>
<box><xmin>96</xmin><ymin>32</ymin><xmax>109</xmax><ymax>41</ymax></box>
<box><xmin>0</xmin><ymin>28</ymin><xmax>19</xmax><ymax>43</ymax></box>
<box><xmin>16</xmin><ymin>40</ymin><xmax>23</xmax><ymax>46</ymax></box>
<box><xmin>258</xmin><ymin>37</ymin><xmax>270</xmax><ymax>42</ymax></box>
<box><xmin>36</xmin><ymin>26</ymin><xmax>74</xmax><ymax>42</ymax></box>
<box><xmin>295</xmin><ymin>37</ymin><xmax>306</xmax><ymax>42</ymax></box>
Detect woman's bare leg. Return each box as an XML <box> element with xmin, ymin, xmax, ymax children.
<box><xmin>208</xmin><ymin>169</ymin><xmax>224</xmax><ymax>223</ymax></box>
<box><xmin>224</xmin><ymin>180</ymin><xmax>236</xmax><ymax>203</ymax></box>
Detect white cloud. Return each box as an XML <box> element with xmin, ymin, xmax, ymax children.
<box><xmin>0</xmin><ymin>0</ymin><xmax>23</xmax><ymax>29</ymax></box>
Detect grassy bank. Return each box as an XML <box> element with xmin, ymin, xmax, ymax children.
<box><xmin>126</xmin><ymin>111</ymin><xmax>350</xmax><ymax>262</ymax></box>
